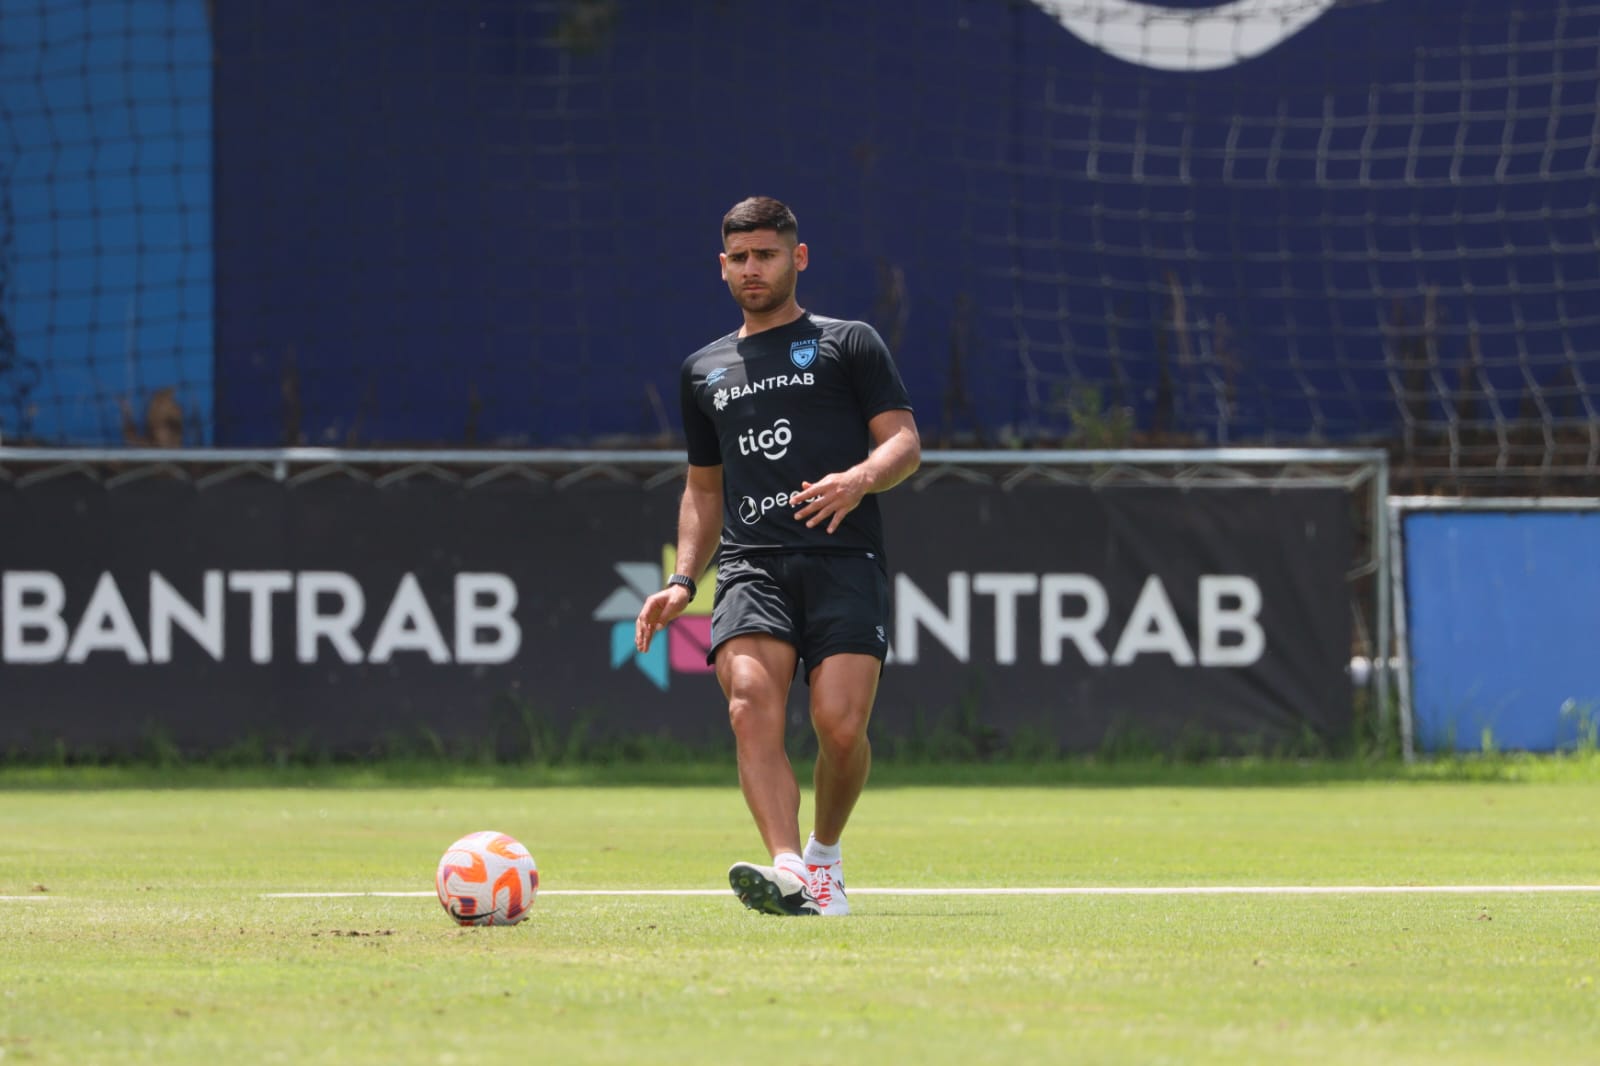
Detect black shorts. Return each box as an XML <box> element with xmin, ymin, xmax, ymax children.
<box><xmin>708</xmin><ymin>552</ymin><xmax>891</xmax><ymax>675</ymax></box>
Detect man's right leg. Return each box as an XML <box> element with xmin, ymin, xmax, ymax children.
<box><xmin>716</xmin><ymin>634</ymin><xmax>818</xmax><ymax>915</ymax></box>
<box><xmin>717</xmin><ymin>633</ymin><xmax>802</xmax><ymax>858</ymax></box>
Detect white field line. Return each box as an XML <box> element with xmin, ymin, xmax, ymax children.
<box><xmin>255</xmin><ymin>884</ymin><xmax>1600</xmax><ymax>900</ymax></box>
<box><xmin>9</xmin><ymin>886</ymin><xmax>1600</xmax><ymax>904</ymax></box>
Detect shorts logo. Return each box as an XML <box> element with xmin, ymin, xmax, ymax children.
<box><xmin>789</xmin><ymin>340</ymin><xmax>817</xmax><ymax>370</ymax></box>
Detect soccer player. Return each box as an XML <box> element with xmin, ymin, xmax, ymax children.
<box><xmin>634</xmin><ymin>196</ymin><xmax>921</xmax><ymax>916</ymax></box>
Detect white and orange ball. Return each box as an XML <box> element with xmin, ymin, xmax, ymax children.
<box><xmin>435</xmin><ymin>831</ymin><xmax>539</xmax><ymax>926</ymax></box>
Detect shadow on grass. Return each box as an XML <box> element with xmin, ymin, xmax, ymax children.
<box><xmin>6</xmin><ymin>689</ymin><xmax>1599</xmax><ymax>790</ymax></box>
<box><xmin>3</xmin><ymin>751</ymin><xmax>1598</xmax><ymax>791</ymax></box>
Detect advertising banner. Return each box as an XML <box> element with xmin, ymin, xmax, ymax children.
<box><xmin>1404</xmin><ymin>510</ymin><xmax>1600</xmax><ymax>752</ymax></box>
<box><xmin>881</xmin><ymin>483</ymin><xmax>1352</xmax><ymax>750</ymax></box>
<box><xmin>0</xmin><ymin>476</ymin><xmax>1351</xmax><ymax>755</ymax></box>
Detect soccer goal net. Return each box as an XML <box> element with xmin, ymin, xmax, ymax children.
<box><xmin>2</xmin><ymin>2</ymin><xmax>1595</xmax><ymax>491</ymax></box>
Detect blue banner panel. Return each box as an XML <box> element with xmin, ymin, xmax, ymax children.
<box><xmin>1404</xmin><ymin>511</ymin><xmax>1600</xmax><ymax>752</ymax></box>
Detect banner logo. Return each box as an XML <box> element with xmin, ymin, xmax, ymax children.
<box><xmin>1030</xmin><ymin>0</ymin><xmax>1337</xmax><ymax>72</ymax></box>
<box><xmin>0</xmin><ymin>571</ymin><xmax>520</xmax><ymax>665</ymax></box>
<box><xmin>591</xmin><ymin>551</ymin><xmax>716</xmax><ymax>690</ymax></box>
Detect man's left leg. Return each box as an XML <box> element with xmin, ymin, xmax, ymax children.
<box><xmin>805</xmin><ymin>653</ymin><xmax>880</xmax><ymax>915</ymax></box>
<box><xmin>809</xmin><ymin>653</ymin><xmax>879</xmax><ymax>842</ymax></box>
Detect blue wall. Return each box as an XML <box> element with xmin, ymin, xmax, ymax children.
<box><xmin>4</xmin><ymin>2</ymin><xmax>1596</xmax><ymax>447</ymax></box>
<box><xmin>0</xmin><ymin>0</ymin><xmax>212</xmax><ymax>444</ymax></box>
<box><xmin>206</xmin><ymin>0</ymin><xmax>1599</xmax><ymax>447</ymax></box>
<box><xmin>1405</xmin><ymin>511</ymin><xmax>1600</xmax><ymax>752</ymax></box>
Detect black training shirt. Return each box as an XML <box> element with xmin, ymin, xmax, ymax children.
<box><xmin>680</xmin><ymin>312</ymin><xmax>913</xmax><ymax>563</ymax></box>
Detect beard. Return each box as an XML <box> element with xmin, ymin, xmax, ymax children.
<box><xmin>730</xmin><ymin>269</ymin><xmax>796</xmax><ymax>314</ymax></box>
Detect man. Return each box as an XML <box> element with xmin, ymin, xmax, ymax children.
<box><xmin>634</xmin><ymin>196</ymin><xmax>921</xmax><ymax>917</ymax></box>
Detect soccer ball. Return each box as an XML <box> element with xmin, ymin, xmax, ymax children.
<box><xmin>435</xmin><ymin>830</ymin><xmax>539</xmax><ymax>926</ymax></box>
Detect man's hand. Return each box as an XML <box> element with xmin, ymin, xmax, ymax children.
<box><xmin>635</xmin><ymin>585</ymin><xmax>692</xmax><ymax>653</ymax></box>
<box><xmin>790</xmin><ymin>468</ymin><xmax>870</xmax><ymax>534</ymax></box>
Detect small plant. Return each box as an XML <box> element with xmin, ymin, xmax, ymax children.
<box><xmin>1058</xmin><ymin>384</ymin><xmax>1135</xmax><ymax>449</ymax></box>
<box><xmin>1559</xmin><ymin>699</ymin><xmax>1598</xmax><ymax>755</ymax></box>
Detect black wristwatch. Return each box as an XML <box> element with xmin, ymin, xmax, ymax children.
<box><xmin>666</xmin><ymin>574</ymin><xmax>697</xmax><ymax>599</ymax></box>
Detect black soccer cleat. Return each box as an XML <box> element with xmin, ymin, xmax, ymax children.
<box><xmin>728</xmin><ymin>861</ymin><xmax>822</xmax><ymax>916</ymax></box>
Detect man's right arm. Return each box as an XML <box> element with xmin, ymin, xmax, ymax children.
<box><xmin>671</xmin><ymin>463</ymin><xmax>723</xmax><ymax>587</ymax></box>
<box><xmin>635</xmin><ymin>464</ymin><xmax>722</xmax><ymax>654</ymax></box>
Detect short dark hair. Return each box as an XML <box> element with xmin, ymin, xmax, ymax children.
<box><xmin>722</xmin><ymin>196</ymin><xmax>798</xmax><ymax>241</ymax></box>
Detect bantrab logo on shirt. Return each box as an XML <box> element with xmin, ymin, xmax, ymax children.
<box><xmin>789</xmin><ymin>339</ymin><xmax>817</xmax><ymax>370</ymax></box>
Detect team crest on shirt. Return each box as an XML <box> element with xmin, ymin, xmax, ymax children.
<box><xmin>789</xmin><ymin>340</ymin><xmax>818</xmax><ymax>370</ymax></box>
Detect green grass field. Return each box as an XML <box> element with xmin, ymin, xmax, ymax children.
<box><xmin>4</xmin><ymin>761</ymin><xmax>1599</xmax><ymax>1064</ymax></box>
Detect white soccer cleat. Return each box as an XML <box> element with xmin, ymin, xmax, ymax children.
<box><xmin>806</xmin><ymin>859</ymin><xmax>850</xmax><ymax>916</ymax></box>
<box><xmin>728</xmin><ymin>861</ymin><xmax>821</xmax><ymax>916</ymax></box>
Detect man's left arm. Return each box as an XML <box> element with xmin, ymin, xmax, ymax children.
<box><xmin>791</xmin><ymin>409</ymin><xmax>921</xmax><ymax>533</ymax></box>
